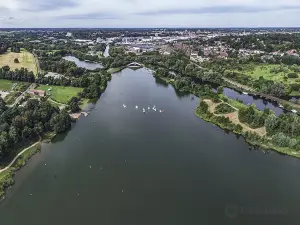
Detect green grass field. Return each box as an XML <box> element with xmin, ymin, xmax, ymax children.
<box><xmin>0</xmin><ymin>49</ymin><xmax>38</xmax><ymax>75</ymax></box>
<box><xmin>0</xmin><ymin>80</ymin><xmax>17</xmax><ymax>91</ymax></box>
<box><xmin>37</xmin><ymin>85</ymin><xmax>83</xmax><ymax>104</ymax></box>
<box><xmin>238</xmin><ymin>64</ymin><xmax>300</xmax><ymax>84</ymax></box>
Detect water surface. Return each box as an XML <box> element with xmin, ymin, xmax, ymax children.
<box><xmin>63</xmin><ymin>56</ymin><xmax>103</xmax><ymax>70</ymax></box>
<box><xmin>0</xmin><ymin>68</ymin><xmax>299</xmax><ymax>225</ymax></box>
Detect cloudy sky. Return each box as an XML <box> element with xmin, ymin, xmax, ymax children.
<box><xmin>1</xmin><ymin>0</ymin><xmax>300</xmax><ymax>28</ymax></box>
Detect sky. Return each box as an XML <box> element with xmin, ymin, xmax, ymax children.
<box><xmin>1</xmin><ymin>0</ymin><xmax>300</xmax><ymax>28</ymax></box>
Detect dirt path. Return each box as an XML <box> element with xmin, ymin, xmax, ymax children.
<box><xmin>203</xmin><ymin>99</ymin><xmax>266</xmax><ymax>136</ymax></box>
<box><xmin>0</xmin><ymin>141</ymin><xmax>40</xmax><ymax>173</ymax></box>
<box><xmin>48</xmin><ymin>98</ymin><xmax>67</xmax><ymax>110</ymax></box>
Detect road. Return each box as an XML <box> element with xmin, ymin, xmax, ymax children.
<box><xmin>0</xmin><ymin>141</ymin><xmax>40</xmax><ymax>173</ymax></box>
<box><xmin>8</xmin><ymin>83</ymin><xmax>36</xmax><ymax>107</ymax></box>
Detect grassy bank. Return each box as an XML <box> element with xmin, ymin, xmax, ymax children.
<box><xmin>107</xmin><ymin>67</ymin><xmax>123</xmax><ymax>74</ymax></box>
<box><xmin>0</xmin><ymin>143</ymin><xmax>41</xmax><ymax>199</ymax></box>
<box><xmin>195</xmin><ymin>99</ymin><xmax>300</xmax><ymax>159</ymax></box>
<box><xmin>0</xmin><ymin>131</ymin><xmax>58</xmax><ymax>200</ymax></box>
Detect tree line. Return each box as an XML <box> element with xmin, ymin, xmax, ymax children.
<box><xmin>0</xmin><ymin>98</ymin><xmax>71</xmax><ymax>159</ymax></box>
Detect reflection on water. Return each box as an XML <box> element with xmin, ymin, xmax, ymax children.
<box><xmin>222</xmin><ymin>88</ymin><xmax>284</xmax><ymax>116</ymax></box>
<box><xmin>1</xmin><ymin>68</ymin><xmax>300</xmax><ymax>225</ymax></box>
<box><xmin>155</xmin><ymin>77</ymin><xmax>169</xmax><ymax>88</ymax></box>
<box><xmin>51</xmin><ymin>130</ymin><xmax>70</xmax><ymax>144</ymax></box>
<box><xmin>63</xmin><ymin>56</ymin><xmax>103</xmax><ymax>70</ymax></box>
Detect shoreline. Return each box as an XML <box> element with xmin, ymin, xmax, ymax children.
<box><xmin>0</xmin><ymin>133</ymin><xmax>56</xmax><ymax>201</ymax></box>
<box><xmin>153</xmin><ymin>74</ymin><xmax>300</xmax><ymax>159</ymax></box>
<box><xmin>194</xmin><ymin>105</ymin><xmax>300</xmax><ymax>159</ymax></box>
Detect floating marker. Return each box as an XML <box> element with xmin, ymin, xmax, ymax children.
<box><xmin>135</xmin><ymin>105</ymin><xmax>138</xmax><ymax>109</ymax></box>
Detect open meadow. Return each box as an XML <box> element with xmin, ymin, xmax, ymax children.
<box><xmin>0</xmin><ymin>49</ymin><xmax>38</xmax><ymax>75</ymax></box>
<box><xmin>37</xmin><ymin>85</ymin><xmax>83</xmax><ymax>104</ymax></box>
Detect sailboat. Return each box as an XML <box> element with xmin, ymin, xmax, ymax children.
<box><xmin>152</xmin><ymin>105</ymin><xmax>157</xmax><ymax>111</ymax></box>
<box><xmin>143</xmin><ymin>108</ymin><xmax>146</xmax><ymax>113</ymax></box>
<box><xmin>123</xmin><ymin>104</ymin><xmax>126</xmax><ymax>108</ymax></box>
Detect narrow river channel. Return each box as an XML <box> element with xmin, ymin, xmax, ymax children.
<box><xmin>1</xmin><ymin>68</ymin><xmax>299</xmax><ymax>225</ymax></box>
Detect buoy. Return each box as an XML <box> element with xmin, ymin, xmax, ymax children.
<box><xmin>89</xmin><ymin>166</ymin><xmax>92</xmax><ymax>169</ymax></box>
<box><xmin>121</xmin><ymin>189</ymin><xmax>124</xmax><ymax>193</ymax></box>
<box><xmin>78</xmin><ymin>193</ymin><xmax>80</xmax><ymax>196</ymax></box>
<box><xmin>44</xmin><ymin>163</ymin><xmax>47</xmax><ymax>166</ymax></box>
<box><xmin>30</xmin><ymin>193</ymin><xmax>32</xmax><ymax>196</ymax></box>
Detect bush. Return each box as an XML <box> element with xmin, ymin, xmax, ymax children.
<box><xmin>287</xmin><ymin>73</ymin><xmax>298</xmax><ymax>78</ymax></box>
<box><xmin>14</xmin><ymin>58</ymin><xmax>19</xmax><ymax>63</ymax></box>
<box><xmin>215</xmin><ymin>103</ymin><xmax>235</xmax><ymax>114</ymax></box>
<box><xmin>272</xmin><ymin>133</ymin><xmax>298</xmax><ymax>148</ymax></box>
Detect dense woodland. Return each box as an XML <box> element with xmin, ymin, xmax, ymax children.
<box><xmin>0</xmin><ymin>98</ymin><xmax>71</xmax><ymax>159</ymax></box>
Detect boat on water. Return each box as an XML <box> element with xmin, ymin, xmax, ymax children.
<box><xmin>152</xmin><ymin>106</ymin><xmax>157</xmax><ymax>112</ymax></box>
<box><xmin>123</xmin><ymin>104</ymin><xmax>126</xmax><ymax>108</ymax></box>
<box><xmin>135</xmin><ymin>105</ymin><xmax>138</xmax><ymax>109</ymax></box>
<box><xmin>242</xmin><ymin>92</ymin><xmax>249</xmax><ymax>95</ymax></box>
<box><xmin>279</xmin><ymin>104</ymin><xmax>284</xmax><ymax>108</ymax></box>
<box><xmin>292</xmin><ymin>109</ymin><xmax>298</xmax><ymax>113</ymax></box>
<box><xmin>148</xmin><ymin>106</ymin><xmax>150</xmax><ymax>110</ymax></box>
<box><xmin>143</xmin><ymin>108</ymin><xmax>146</xmax><ymax>113</ymax></box>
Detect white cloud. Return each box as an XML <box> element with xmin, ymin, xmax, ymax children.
<box><xmin>1</xmin><ymin>0</ymin><xmax>300</xmax><ymax>27</ymax></box>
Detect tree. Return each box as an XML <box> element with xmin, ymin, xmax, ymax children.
<box><xmin>14</xmin><ymin>58</ymin><xmax>19</xmax><ymax>63</ymax></box>
<box><xmin>198</xmin><ymin>101</ymin><xmax>208</xmax><ymax>114</ymax></box>
<box><xmin>68</xmin><ymin>97</ymin><xmax>80</xmax><ymax>113</ymax></box>
<box><xmin>265</xmin><ymin>114</ymin><xmax>278</xmax><ymax>135</ymax></box>
<box><xmin>50</xmin><ymin>111</ymin><xmax>71</xmax><ymax>133</ymax></box>
<box><xmin>217</xmin><ymin>86</ymin><xmax>224</xmax><ymax>94</ymax></box>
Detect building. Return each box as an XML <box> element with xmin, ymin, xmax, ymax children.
<box><xmin>27</xmin><ymin>90</ymin><xmax>45</xmax><ymax>97</ymax></box>
<box><xmin>173</xmin><ymin>42</ymin><xmax>191</xmax><ymax>56</ymax></box>
<box><xmin>287</xmin><ymin>49</ymin><xmax>298</xmax><ymax>56</ymax></box>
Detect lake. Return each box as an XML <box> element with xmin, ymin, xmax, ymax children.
<box><xmin>222</xmin><ymin>88</ymin><xmax>285</xmax><ymax>116</ymax></box>
<box><xmin>1</xmin><ymin>68</ymin><xmax>300</xmax><ymax>225</ymax></box>
<box><xmin>63</xmin><ymin>56</ymin><xmax>103</xmax><ymax>70</ymax></box>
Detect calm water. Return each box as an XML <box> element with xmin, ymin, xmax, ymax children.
<box><xmin>1</xmin><ymin>68</ymin><xmax>300</xmax><ymax>225</ymax></box>
<box><xmin>222</xmin><ymin>88</ymin><xmax>285</xmax><ymax>116</ymax></box>
<box><xmin>103</xmin><ymin>45</ymin><xmax>110</xmax><ymax>57</ymax></box>
<box><xmin>63</xmin><ymin>56</ymin><xmax>103</xmax><ymax>70</ymax></box>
